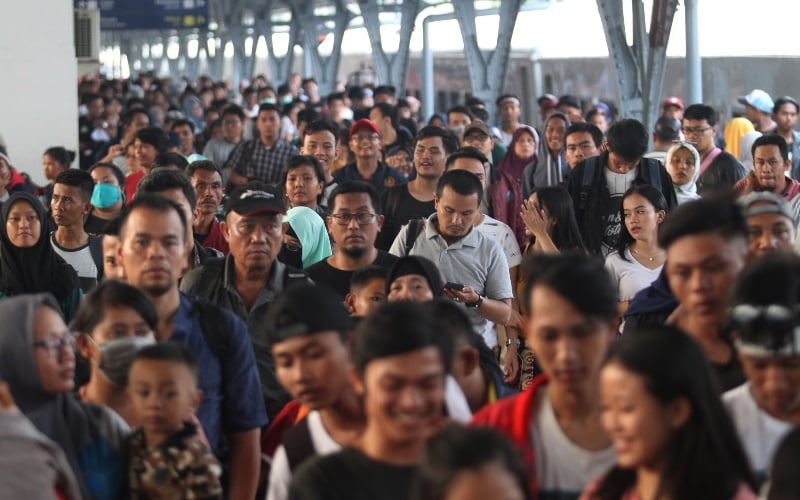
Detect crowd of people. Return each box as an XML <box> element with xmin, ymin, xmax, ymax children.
<box><xmin>0</xmin><ymin>71</ymin><xmax>798</xmax><ymax>499</ymax></box>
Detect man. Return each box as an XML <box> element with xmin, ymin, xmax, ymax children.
<box><xmin>187</xmin><ymin>160</ymin><xmax>229</xmax><ymax>255</ymax></box>
<box><xmin>118</xmin><ymin>194</ymin><xmax>266</xmax><ymax>499</ymax></box>
<box><xmin>462</xmin><ymin>120</ymin><xmax>507</xmax><ymax>185</ymax></box>
<box><xmin>264</xmin><ymin>284</ymin><xmax>364</xmax><ymax>500</ymax></box>
<box><xmin>126</xmin><ymin>127</ymin><xmax>169</xmax><ymax>202</ymax></box>
<box><xmin>496</xmin><ymin>94</ymin><xmax>525</xmax><ymax>147</ymax></box>
<box><xmin>136</xmin><ymin>169</ymin><xmax>222</xmax><ymax>272</ymax></box>
<box><xmin>300</xmin><ymin>119</ymin><xmax>341</xmax><ymax>209</ymax></box>
<box><xmin>446</xmin><ymin>105</ymin><xmax>473</xmax><ymax>143</ymax></box>
<box><xmin>536</xmin><ymin>94</ymin><xmax>559</xmax><ymax>123</ymax></box>
<box><xmin>661</xmin><ymin>96</ymin><xmax>684</xmax><ymax>120</ymax></box>
<box><xmin>735</xmin><ymin>135</ymin><xmax>800</xmax><ymax>202</ymax></box>
<box><xmin>557</xmin><ymin>94</ymin><xmax>584</xmax><ymax>124</ymax></box>
<box><xmin>644</xmin><ymin>116</ymin><xmax>681</xmax><ymax>163</ymax></box>
<box><xmin>202</xmin><ymin>104</ymin><xmax>244</xmax><ymax>185</ymax></box>
<box><xmin>771</xmin><ymin>96</ymin><xmax>800</xmax><ymax>179</ymax></box>
<box><xmin>50</xmin><ymin>169</ymin><xmax>102</xmax><ymax>292</ymax></box>
<box><xmin>682</xmin><ymin>104</ymin><xmax>746</xmax><ymax>196</ymax></box>
<box><xmin>737</xmin><ymin>191</ymin><xmax>797</xmax><ymax>261</ymax></box>
<box><xmin>171</xmin><ymin>118</ymin><xmax>196</xmax><ymax>157</ymax></box>
<box><xmin>307</xmin><ymin>181</ymin><xmax>398</xmax><ymax>298</ymax></box>
<box><xmin>151</xmin><ymin>152</ymin><xmax>188</xmax><ymax>171</ymax></box>
<box><xmin>226</xmin><ymin>103</ymin><xmax>299</xmax><ymax>186</ymax></box>
<box><xmin>566</xmin><ymin>118</ymin><xmax>677</xmax><ymax>255</ymax></box>
<box><xmin>347</xmin><ymin>86</ymin><xmax>373</xmax><ymax>121</ymax></box>
<box><xmin>326</xmin><ymin>92</ymin><xmax>350</xmax><ymax>128</ymax></box>
<box><xmin>472</xmin><ymin>253</ymin><xmax>618</xmax><ymax>497</ymax></box>
<box><xmin>180</xmin><ymin>183</ymin><xmax>309</xmax><ymax>419</ymax></box>
<box><xmin>377</xmin><ymin>126</ymin><xmax>459</xmax><ymax>250</ymax></box>
<box><xmin>724</xmin><ymin>254</ymin><xmax>800</xmax><ymax>479</ymax></box>
<box><xmin>369</xmin><ymin>103</ymin><xmax>413</xmax><ymax>160</ymax></box>
<box><xmin>564</xmin><ymin>122</ymin><xmax>602</xmax><ymax>170</ymax></box>
<box><xmin>79</xmin><ymin>93</ymin><xmax>105</xmax><ymax>170</ymax></box>
<box><xmin>390</xmin><ymin>170</ymin><xmax>513</xmax><ymax>353</ymax></box>
<box><xmin>332</xmin><ymin>119</ymin><xmax>406</xmax><ymax>196</ymax></box>
<box><xmin>289</xmin><ymin>301</ymin><xmax>451</xmax><ymax>500</ymax></box>
<box><xmin>372</xmin><ymin>85</ymin><xmax>397</xmax><ymax>105</ymax></box>
<box><xmin>738</xmin><ymin>88</ymin><xmax>777</xmax><ymax>132</ymax></box>
<box><xmin>97</xmin><ymin>107</ymin><xmax>150</xmax><ymax>171</ymax></box>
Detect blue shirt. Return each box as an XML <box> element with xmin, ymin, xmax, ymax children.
<box><xmin>170</xmin><ymin>293</ymin><xmax>268</xmax><ymax>458</ymax></box>
<box><xmin>332</xmin><ymin>162</ymin><xmax>407</xmax><ymax>195</ymax></box>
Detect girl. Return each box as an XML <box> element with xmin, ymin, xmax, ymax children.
<box><xmin>605</xmin><ymin>185</ymin><xmax>667</xmax><ymax>315</ymax></box>
<box><xmin>279</xmin><ymin>206</ymin><xmax>331</xmax><ymax>269</ymax></box>
<box><xmin>583</xmin><ymin>325</ymin><xmax>757</xmax><ymax>500</ymax></box>
<box><xmin>664</xmin><ymin>142</ymin><xmax>701</xmax><ymax>205</ymax></box>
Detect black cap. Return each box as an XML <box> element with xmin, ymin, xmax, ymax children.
<box><xmin>225</xmin><ymin>183</ymin><xmax>285</xmax><ymax>216</ymax></box>
<box><xmin>265</xmin><ymin>283</ymin><xmax>353</xmax><ymax>344</ymax></box>
<box><xmin>558</xmin><ymin>94</ymin><xmax>582</xmax><ymax>110</ymax></box>
<box><xmin>385</xmin><ymin>256</ymin><xmax>443</xmax><ymax>298</ymax></box>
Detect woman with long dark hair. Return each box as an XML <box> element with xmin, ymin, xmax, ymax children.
<box><xmin>583</xmin><ymin>325</ymin><xmax>758</xmax><ymax>500</ymax></box>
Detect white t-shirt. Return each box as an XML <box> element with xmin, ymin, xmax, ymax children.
<box><xmin>604</xmin><ymin>248</ymin><xmax>662</xmax><ymax>302</ymax></box>
<box><xmin>51</xmin><ymin>236</ymin><xmax>98</xmax><ymax>291</ymax></box>
<box><xmin>266</xmin><ymin>410</ymin><xmax>341</xmax><ymax>500</ymax></box>
<box><xmin>723</xmin><ymin>382</ymin><xmax>793</xmax><ymax>477</ymax></box>
<box><xmin>530</xmin><ymin>386</ymin><xmax>616</xmax><ymax>499</ymax></box>
<box><xmin>476</xmin><ymin>215</ymin><xmax>523</xmax><ymax>268</ymax></box>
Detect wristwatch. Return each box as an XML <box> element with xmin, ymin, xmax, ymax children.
<box><xmin>506</xmin><ymin>338</ymin><xmax>521</xmax><ymax>347</ymax></box>
<box><xmin>465</xmin><ymin>295</ymin><xmax>484</xmax><ymax>309</ymax></box>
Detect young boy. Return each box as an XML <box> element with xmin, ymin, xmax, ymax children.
<box><xmin>127</xmin><ymin>343</ymin><xmax>222</xmax><ymax>499</ymax></box>
<box><xmin>345</xmin><ymin>265</ymin><xmax>386</xmax><ymax>317</ymax></box>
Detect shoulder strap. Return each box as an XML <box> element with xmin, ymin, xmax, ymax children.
<box><xmin>282</xmin><ymin>417</ymin><xmax>315</xmax><ymax>472</ymax></box>
<box><xmin>193</xmin><ymin>298</ymin><xmax>231</xmax><ymax>362</ymax></box>
<box><xmin>404</xmin><ymin>218</ymin><xmax>425</xmax><ymax>255</ymax></box>
<box><xmin>578</xmin><ymin>157</ymin><xmax>599</xmax><ymax>211</ymax></box>
<box><xmin>87</xmin><ymin>235</ymin><xmax>104</xmax><ymax>281</ymax></box>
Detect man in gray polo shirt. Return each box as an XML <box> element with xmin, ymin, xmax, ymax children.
<box><xmin>389</xmin><ymin>170</ymin><xmax>513</xmax><ymax>351</ymax></box>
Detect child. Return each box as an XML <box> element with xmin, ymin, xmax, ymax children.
<box><xmin>127</xmin><ymin>343</ymin><xmax>222</xmax><ymax>499</ymax></box>
<box><xmin>345</xmin><ymin>265</ymin><xmax>386</xmax><ymax>316</ymax></box>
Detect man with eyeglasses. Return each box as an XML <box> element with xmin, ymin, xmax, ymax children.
<box><xmin>180</xmin><ymin>182</ymin><xmax>311</xmax><ymax>421</ymax></box>
<box><xmin>682</xmin><ymin>104</ymin><xmax>746</xmax><ymax>196</ymax></box>
<box><xmin>564</xmin><ymin>122</ymin><xmax>602</xmax><ymax>170</ymax></box>
<box><xmin>202</xmin><ymin>105</ymin><xmax>245</xmax><ymax>186</ymax></box>
<box><xmin>332</xmin><ymin>119</ymin><xmax>406</xmax><ymax>196</ymax></box>
<box><xmin>307</xmin><ymin>181</ymin><xmax>399</xmax><ymax>299</ymax></box>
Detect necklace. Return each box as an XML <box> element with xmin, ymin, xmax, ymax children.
<box><xmin>631</xmin><ymin>246</ymin><xmax>663</xmax><ymax>262</ymax></box>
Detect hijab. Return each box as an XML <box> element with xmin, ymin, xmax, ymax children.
<box><xmin>738</xmin><ymin>131</ymin><xmax>762</xmax><ymax>172</ymax></box>
<box><xmin>723</xmin><ymin>117</ymin><xmax>755</xmax><ymax>159</ymax></box>
<box><xmin>497</xmin><ymin>125</ymin><xmax>539</xmax><ymax>180</ymax></box>
<box><xmin>665</xmin><ymin>142</ymin><xmax>701</xmax><ymax>205</ymax></box>
<box><xmin>0</xmin><ymin>294</ymin><xmax>94</xmax><ymax>498</ymax></box>
<box><xmin>284</xmin><ymin>206</ymin><xmax>332</xmax><ymax>269</ymax></box>
<box><xmin>0</xmin><ymin>192</ymin><xmax>80</xmax><ymax>309</ymax></box>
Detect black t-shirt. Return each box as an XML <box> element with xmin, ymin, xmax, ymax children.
<box><xmin>306</xmin><ymin>251</ymin><xmax>399</xmax><ymax>299</ymax></box>
<box><xmin>84</xmin><ymin>212</ymin><xmax>111</xmax><ymax>236</ymax></box>
<box><xmin>289</xmin><ymin>447</ymin><xmax>416</xmax><ymax>500</ymax></box>
<box><xmin>377</xmin><ymin>184</ymin><xmax>436</xmax><ymax>251</ymax></box>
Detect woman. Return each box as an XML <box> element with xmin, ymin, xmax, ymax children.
<box><xmin>385</xmin><ymin>255</ymin><xmax>443</xmax><ymax>302</ymax></box>
<box><xmin>738</xmin><ymin>131</ymin><xmax>762</xmax><ymax>172</ymax></box>
<box><xmin>0</xmin><ymin>294</ymin><xmax>129</xmax><ymax>499</ymax></box>
<box><xmin>282</xmin><ymin>155</ymin><xmax>325</xmax><ymax>214</ymax></box>
<box><xmin>279</xmin><ymin>206</ymin><xmax>331</xmax><ymax>269</ymax></box>
<box><xmin>37</xmin><ymin>146</ymin><xmax>75</xmax><ymax>206</ymax></box>
<box><xmin>74</xmin><ymin>280</ymin><xmax>156</xmax><ymax>426</ymax></box>
<box><xmin>84</xmin><ymin>162</ymin><xmax>126</xmax><ymax>234</ymax></box>
<box><xmin>664</xmin><ymin>142</ymin><xmax>701</xmax><ymax>205</ymax></box>
<box><xmin>582</xmin><ymin>325</ymin><xmax>757</xmax><ymax>500</ymax></box>
<box><xmin>724</xmin><ymin>117</ymin><xmax>755</xmax><ymax>159</ymax></box>
<box><xmin>605</xmin><ymin>185</ymin><xmax>667</xmax><ymax>314</ymax></box>
<box><xmin>492</xmin><ymin>125</ymin><xmax>540</xmax><ymax>246</ymax></box>
<box><xmin>0</xmin><ymin>192</ymin><xmax>82</xmax><ymax>321</ymax></box>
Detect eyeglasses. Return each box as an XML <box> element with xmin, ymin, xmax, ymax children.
<box><xmin>33</xmin><ymin>335</ymin><xmax>76</xmax><ymax>358</ymax></box>
<box><xmin>682</xmin><ymin>127</ymin><xmax>711</xmax><ymax>136</ymax></box>
<box><xmin>330</xmin><ymin>213</ymin><xmax>377</xmax><ymax>225</ymax></box>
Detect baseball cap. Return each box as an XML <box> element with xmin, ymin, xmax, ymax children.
<box><xmin>350</xmin><ymin>118</ymin><xmax>381</xmax><ymax>137</ymax></box>
<box><xmin>265</xmin><ymin>283</ymin><xmax>353</xmax><ymax>344</ymax></box>
<box><xmin>662</xmin><ymin>96</ymin><xmax>684</xmax><ymax>110</ymax></box>
<box><xmin>464</xmin><ymin>120</ymin><xmax>492</xmax><ymax>138</ymax></box>
<box><xmin>737</xmin><ymin>191</ymin><xmax>795</xmax><ymax>224</ymax></box>
<box><xmin>738</xmin><ymin>89</ymin><xmax>774</xmax><ymax>114</ymax></box>
<box><xmin>537</xmin><ymin>94</ymin><xmax>559</xmax><ymax>109</ymax></box>
<box><xmin>225</xmin><ymin>184</ymin><xmax>285</xmax><ymax>216</ymax></box>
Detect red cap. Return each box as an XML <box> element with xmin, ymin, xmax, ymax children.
<box><xmin>662</xmin><ymin>96</ymin><xmax>684</xmax><ymax>110</ymax></box>
<box><xmin>350</xmin><ymin>118</ymin><xmax>381</xmax><ymax>137</ymax></box>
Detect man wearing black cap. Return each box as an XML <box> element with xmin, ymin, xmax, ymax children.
<box><xmin>264</xmin><ymin>284</ymin><xmax>363</xmax><ymax>500</ymax></box>
<box><xmin>332</xmin><ymin>119</ymin><xmax>407</xmax><ymax>196</ymax></box>
<box><xmin>180</xmin><ymin>182</ymin><xmax>310</xmax><ymax>420</ymax></box>
<box><xmin>644</xmin><ymin>116</ymin><xmax>682</xmax><ymax>163</ymax></box>
<box><xmin>725</xmin><ymin>254</ymin><xmax>800</xmax><ymax>480</ymax></box>
<box><xmin>772</xmin><ymin>96</ymin><xmax>800</xmax><ymax>179</ymax></box>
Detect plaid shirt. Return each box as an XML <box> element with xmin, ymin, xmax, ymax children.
<box><xmin>225</xmin><ymin>137</ymin><xmax>298</xmax><ymax>185</ymax></box>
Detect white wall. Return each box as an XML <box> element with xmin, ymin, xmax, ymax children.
<box><xmin>0</xmin><ymin>1</ymin><xmax>78</xmax><ymax>185</ymax></box>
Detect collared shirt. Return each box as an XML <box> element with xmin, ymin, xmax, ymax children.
<box><xmin>171</xmin><ymin>293</ymin><xmax>268</xmax><ymax>457</ymax></box>
<box><xmin>332</xmin><ymin>161</ymin><xmax>407</xmax><ymax>195</ymax></box>
<box><xmin>389</xmin><ymin>215</ymin><xmax>513</xmax><ymax>348</ymax></box>
<box><xmin>225</xmin><ymin>138</ymin><xmax>299</xmax><ymax>185</ymax></box>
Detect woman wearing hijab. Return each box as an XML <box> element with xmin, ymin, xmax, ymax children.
<box><xmin>724</xmin><ymin>117</ymin><xmax>755</xmax><ymax>159</ymax></box>
<box><xmin>664</xmin><ymin>142</ymin><xmax>701</xmax><ymax>205</ymax></box>
<box><xmin>738</xmin><ymin>131</ymin><xmax>762</xmax><ymax>172</ymax></box>
<box><xmin>491</xmin><ymin>126</ymin><xmax>540</xmax><ymax>246</ymax></box>
<box><xmin>0</xmin><ymin>293</ymin><xmax>129</xmax><ymax>499</ymax></box>
<box><xmin>279</xmin><ymin>206</ymin><xmax>332</xmax><ymax>269</ymax></box>
<box><xmin>0</xmin><ymin>192</ymin><xmax>82</xmax><ymax>321</ymax></box>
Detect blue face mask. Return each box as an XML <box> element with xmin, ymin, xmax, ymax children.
<box><xmin>91</xmin><ymin>183</ymin><xmax>121</xmax><ymax>209</ymax></box>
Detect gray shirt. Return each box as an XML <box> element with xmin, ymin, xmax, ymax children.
<box><xmin>202</xmin><ymin>137</ymin><xmax>239</xmax><ymax>184</ymax></box>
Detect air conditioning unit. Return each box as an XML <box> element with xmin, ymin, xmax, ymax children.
<box><xmin>74</xmin><ymin>8</ymin><xmax>100</xmax><ymax>61</ymax></box>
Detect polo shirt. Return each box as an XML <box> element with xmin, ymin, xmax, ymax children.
<box><xmin>389</xmin><ymin>215</ymin><xmax>513</xmax><ymax>347</ymax></box>
<box><xmin>170</xmin><ymin>292</ymin><xmax>268</xmax><ymax>458</ymax></box>
<box><xmin>332</xmin><ymin>161</ymin><xmax>407</xmax><ymax>196</ymax></box>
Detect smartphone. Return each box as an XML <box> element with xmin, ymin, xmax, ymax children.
<box><xmin>443</xmin><ymin>282</ymin><xmax>465</xmax><ymax>291</ymax></box>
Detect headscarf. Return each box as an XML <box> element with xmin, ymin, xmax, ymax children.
<box><xmin>0</xmin><ymin>294</ymin><xmax>94</xmax><ymax>498</ymax></box>
<box><xmin>738</xmin><ymin>131</ymin><xmax>762</xmax><ymax>172</ymax></box>
<box><xmin>665</xmin><ymin>142</ymin><xmax>701</xmax><ymax>204</ymax></box>
<box><xmin>497</xmin><ymin>125</ymin><xmax>539</xmax><ymax>180</ymax></box>
<box><xmin>0</xmin><ymin>192</ymin><xmax>80</xmax><ymax>309</ymax></box>
<box><xmin>182</xmin><ymin>95</ymin><xmax>205</xmax><ymax>132</ymax></box>
<box><xmin>284</xmin><ymin>206</ymin><xmax>332</xmax><ymax>269</ymax></box>
<box><xmin>524</xmin><ymin>112</ymin><xmax>570</xmax><ymax>196</ymax></box>
<box><xmin>385</xmin><ymin>255</ymin><xmax>443</xmax><ymax>298</ymax></box>
<box><xmin>723</xmin><ymin>117</ymin><xmax>755</xmax><ymax>159</ymax></box>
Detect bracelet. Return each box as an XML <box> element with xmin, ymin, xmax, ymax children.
<box><xmin>505</xmin><ymin>338</ymin><xmax>521</xmax><ymax>347</ymax></box>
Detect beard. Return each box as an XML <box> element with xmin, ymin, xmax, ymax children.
<box><xmin>142</xmin><ymin>283</ymin><xmax>172</xmax><ymax>298</ymax></box>
<box><xmin>342</xmin><ymin>245</ymin><xmax>368</xmax><ymax>259</ymax></box>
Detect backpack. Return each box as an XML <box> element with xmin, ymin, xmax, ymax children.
<box><xmin>403</xmin><ymin>218</ymin><xmax>426</xmax><ymax>255</ymax></box>
<box><xmin>282</xmin><ymin>417</ymin><xmax>315</xmax><ymax>472</ymax></box>
<box><xmin>578</xmin><ymin>156</ymin><xmax>663</xmax><ymax>211</ymax></box>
